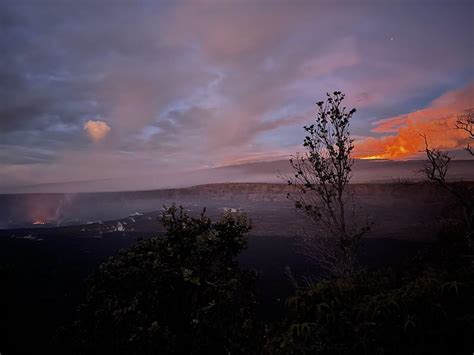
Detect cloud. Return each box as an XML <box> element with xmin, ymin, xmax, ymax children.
<box><xmin>355</xmin><ymin>83</ymin><xmax>474</xmax><ymax>159</ymax></box>
<box><xmin>0</xmin><ymin>1</ymin><xmax>473</xmax><ymax>190</ymax></box>
<box><xmin>84</xmin><ymin>120</ymin><xmax>111</xmax><ymax>141</ymax></box>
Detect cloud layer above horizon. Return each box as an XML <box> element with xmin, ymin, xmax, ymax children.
<box><xmin>1</xmin><ymin>0</ymin><xmax>473</xmax><ymax>189</ymax></box>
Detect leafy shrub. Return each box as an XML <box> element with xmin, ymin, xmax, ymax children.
<box><xmin>58</xmin><ymin>205</ymin><xmax>260</xmax><ymax>354</ymax></box>
<box><xmin>266</xmin><ymin>249</ymin><xmax>474</xmax><ymax>355</ymax></box>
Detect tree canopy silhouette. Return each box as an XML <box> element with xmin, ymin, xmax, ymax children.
<box><xmin>58</xmin><ymin>205</ymin><xmax>260</xmax><ymax>354</ymax></box>
<box><xmin>286</xmin><ymin>91</ymin><xmax>369</xmax><ymax>277</ymax></box>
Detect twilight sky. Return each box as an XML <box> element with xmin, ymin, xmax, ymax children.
<box><xmin>1</xmin><ymin>0</ymin><xmax>473</xmax><ymax>190</ymax></box>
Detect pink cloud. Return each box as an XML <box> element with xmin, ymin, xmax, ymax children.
<box><xmin>84</xmin><ymin>120</ymin><xmax>111</xmax><ymax>141</ymax></box>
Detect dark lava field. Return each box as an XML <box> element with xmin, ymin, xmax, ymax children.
<box><xmin>0</xmin><ymin>182</ymin><xmax>465</xmax><ymax>353</ymax></box>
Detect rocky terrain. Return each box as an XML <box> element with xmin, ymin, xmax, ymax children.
<box><xmin>0</xmin><ymin>182</ymin><xmax>466</xmax><ymax>241</ymax></box>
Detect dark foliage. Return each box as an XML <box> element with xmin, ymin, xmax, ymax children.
<box><xmin>57</xmin><ymin>205</ymin><xmax>260</xmax><ymax>354</ymax></box>
<box><xmin>265</xmin><ymin>242</ymin><xmax>474</xmax><ymax>355</ymax></box>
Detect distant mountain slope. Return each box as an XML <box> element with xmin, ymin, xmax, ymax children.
<box><xmin>2</xmin><ymin>159</ymin><xmax>473</xmax><ymax>193</ymax></box>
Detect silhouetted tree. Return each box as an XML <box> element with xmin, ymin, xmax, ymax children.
<box><xmin>421</xmin><ymin>134</ymin><xmax>473</xmax><ymax>240</ymax></box>
<box><xmin>421</xmin><ymin>134</ymin><xmax>451</xmax><ymax>184</ymax></box>
<box><xmin>456</xmin><ymin>108</ymin><xmax>474</xmax><ymax>155</ymax></box>
<box><xmin>58</xmin><ymin>205</ymin><xmax>260</xmax><ymax>354</ymax></box>
<box><xmin>286</xmin><ymin>92</ymin><xmax>369</xmax><ymax>278</ymax></box>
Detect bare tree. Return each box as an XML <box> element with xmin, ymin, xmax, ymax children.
<box><xmin>286</xmin><ymin>91</ymin><xmax>370</xmax><ymax>278</ymax></box>
<box><xmin>421</xmin><ymin>134</ymin><xmax>473</xmax><ymax>240</ymax></box>
<box><xmin>456</xmin><ymin>108</ymin><xmax>474</xmax><ymax>156</ymax></box>
<box><xmin>421</xmin><ymin>134</ymin><xmax>451</xmax><ymax>184</ymax></box>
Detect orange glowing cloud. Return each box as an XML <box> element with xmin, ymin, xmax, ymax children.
<box><xmin>84</xmin><ymin>120</ymin><xmax>111</xmax><ymax>141</ymax></box>
<box><xmin>355</xmin><ymin>84</ymin><xmax>474</xmax><ymax>159</ymax></box>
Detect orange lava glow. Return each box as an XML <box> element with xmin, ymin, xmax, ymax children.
<box><xmin>32</xmin><ymin>220</ymin><xmax>46</xmax><ymax>225</ymax></box>
<box><xmin>359</xmin><ymin>155</ymin><xmax>387</xmax><ymax>160</ymax></box>
<box><xmin>355</xmin><ymin>113</ymin><xmax>470</xmax><ymax>160</ymax></box>
<box><xmin>360</xmin><ymin>145</ymin><xmax>409</xmax><ymax>160</ymax></box>
<box><xmin>354</xmin><ymin>83</ymin><xmax>474</xmax><ymax>160</ymax></box>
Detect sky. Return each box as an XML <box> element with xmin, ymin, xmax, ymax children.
<box><xmin>1</xmin><ymin>0</ymin><xmax>473</xmax><ymax>190</ymax></box>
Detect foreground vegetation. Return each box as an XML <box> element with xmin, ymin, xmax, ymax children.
<box><xmin>267</xmin><ymin>241</ymin><xmax>474</xmax><ymax>354</ymax></box>
<box><xmin>51</xmin><ymin>205</ymin><xmax>473</xmax><ymax>354</ymax></box>
<box><xmin>57</xmin><ymin>205</ymin><xmax>261</xmax><ymax>354</ymax></box>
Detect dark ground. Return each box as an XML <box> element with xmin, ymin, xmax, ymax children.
<box><xmin>0</xmin><ymin>182</ymin><xmax>462</xmax><ymax>354</ymax></box>
<box><xmin>0</xmin><ymin>231</ymin><xmax>427</xmax><ymax>354</ymax></box>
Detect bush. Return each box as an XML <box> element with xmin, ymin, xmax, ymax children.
<box><xmin>58</xmin><ymin>205</ymin><xmax>260</xmax><ymax>354</ymax></box>
<box><xmin>266</xmin><ymin>250</ymin><xmax>474</xmax><ymax>355</ymax></box>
